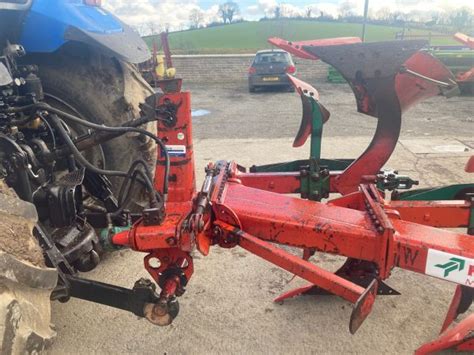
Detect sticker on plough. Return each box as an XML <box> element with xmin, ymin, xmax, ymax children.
<box><xmin>425</xmin><ymin>249</ymin><xmax>474</xmax><ymax>287</ymax></box>
<box><xmin>166</xmin><ymin>145</ymin><xmax>186</xmax><ymax>157</ymax></box>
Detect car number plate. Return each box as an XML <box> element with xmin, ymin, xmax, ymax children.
<box><xmin>262</xmin><ymin>77</ymin><xmax>279</xmax><ymax>82</ymax></box>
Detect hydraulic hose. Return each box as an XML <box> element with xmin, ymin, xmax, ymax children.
<box><xmin>4</xmin><ymin>102</ymin><xmax>170</xmax><ymax>198</ymax></box>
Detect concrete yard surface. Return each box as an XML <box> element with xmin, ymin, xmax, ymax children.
<box><xmin>50</xmin><ymin>82</ymin><xmax>473</xmax><ymax>354</ymax></box>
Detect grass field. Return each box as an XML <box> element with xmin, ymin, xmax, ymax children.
<box><xmin>143</xmin><ymin>20</ymin><xmax>457</xmax><ymax>54</ymax></box>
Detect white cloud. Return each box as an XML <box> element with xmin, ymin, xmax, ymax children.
<box><xmin>255</xmin><ymin>0</ymin><xmax>307</xmax><ymax>18</ymax></box>
<box><xmin>254</xmin><ymin>0</ymin><xmax>276</xmax><ymax>16</ymax></box>
<box><xmin>104</xmin><ymin>0</ymin><xmax>474</xmax><ymax>32</ymax></box>
<box><xmin>104</xmin><ymin>0</ymin><xmax>220</xmax><ymax>33</ymax></box>
<box><xmin>246</xmin><ymin>5</ymin><xmax>260</xmax><ymax>16</ymax></box>
<box><xmin>332</xmin><ymin>0</ymin><xmax>474</xmax><ymax>17</ymax></box>
<box><xmin>306</xmin><ymin>3</ymin><xmax>340</xmax><ymax>18</ymax></box>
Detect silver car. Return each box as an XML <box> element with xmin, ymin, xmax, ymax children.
<box><xmin>248</xmin><ymin>49</ymin><xmax>296</xmax><ymax>92</ymax></box>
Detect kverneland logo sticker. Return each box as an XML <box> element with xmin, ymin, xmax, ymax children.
<box><xmin>435</xmin><ymin>257</ymin><xmax>465</xmax><ymax>277</ymax></box>
<box><xmin>426</xmin><ymin>249</ymin><xmax>473</xmax><ymax>287</ymax></box>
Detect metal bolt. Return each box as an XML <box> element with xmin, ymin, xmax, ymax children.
<box><xmin>166</xmin><ymin>237</ymin><xmax>177</xmax><ymax>246</ymax></box>
<box><xmin>213</xmin><ymin>226</ymin><xmax>222</xmax><ymax>237</ymax></box>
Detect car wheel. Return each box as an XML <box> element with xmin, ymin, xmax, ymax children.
<box><xmin>249</xmin><ymin>85</ymin><xmax>256</xmax><ymax>93</ymax></box>
<box><xmin>286</xmin><ymin>85</ymin><xmax>295</xmax><ymax>93</ymax></box>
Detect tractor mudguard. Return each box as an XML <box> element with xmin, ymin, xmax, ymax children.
<box><xmin>18</xmin><ymin>0</ymin><xmax>150</xmax><ymax>63</ymax></box>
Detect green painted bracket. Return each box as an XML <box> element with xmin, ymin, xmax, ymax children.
<box><xmin>396</xmin><ymin>184</ymin><xmax>474</xmax><ymax>235</ymax></box>
<box><xmin>249</xmin><ymin>91</ymin><xmax>356</xmax><ymax>180</ymax></box>
<box><xmin>99</xmin><ymin>225</ymin><xmax>130</xmax><ymax>251</ymax></box>
<box><xmin>249</xmin><ymin>158</ymin><xmax>353</xmax><ymax>173</ymax></box>
<box><xmin>299</xmin><ymin>96</ymin><xmax>330</xmax><ymax>201</ymax></box>
<box><xmin>309</xmin><ymin>97</ymin><xmax>323</xmax><ymax>160</ymax></box>
<box><xmin>394</xmin><ymin>184</ymin><xmax>474</xmax><ymax>201</ymax></box>
<box><xmin>250</xmin><ymin>95</ymin><xmax>333</xmax><ymax>201</ymax></box>
<box><xmin>300</xmin><ymin>159</ymin><xmax>330</xmax><ymax>201</ymax></box>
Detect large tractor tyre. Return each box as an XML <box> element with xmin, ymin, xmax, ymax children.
<box><xmin>0</xmin><ymin>184</ymin><xmax>58</xmax><ymax>354</ymax></box>
<box><xmin>27</xmin><ymin>43</ymin><xmax>156</xmax><ymax>209</ymax></box>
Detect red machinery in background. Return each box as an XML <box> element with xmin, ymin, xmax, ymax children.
<box><xmin>112</xmin><ymin>39</ymin><xmax>473</xmax><ymax>353</ymax></box>
<box><xmin>140</xmin><ymin>31</ymin><xmax>181</xmax><ymax>93</ymax></box>
<box><xmin>452</xmin><ymin>32</ymin><xmax>474</xmax><ymax>87</ymax></box>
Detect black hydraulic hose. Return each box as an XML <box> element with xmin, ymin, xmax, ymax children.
<box><xmin>114</xmin><ymin>171</ymin><xmax>148</xmax><ymax>216</ymax></box>
<box><xmin>1</xmin><ymin>102</ymin><xmax>170</xmax><ymax>197</ymax></box>
<box><xmin>118</xmin><ymin>160</ymin><xmax>159</xmax><ymax>208</ymax></box>
<box><xmin>48</xmin><ymin>114</ymin><xmax>159</xmax><ymax>211</ymax></box>
<box><xmin>117</xmin><ymin>159</ymin><xmax>154</xmax><ymax>205</ymax></box>
<box><xmin>118</xmin><ymin>169</ymin><xmax>141</xmax><ymax>207</ymax></box>
<box><xmin>42</xmin><ymin>104</ymin><xmax>169</xmax><ymax>199</ymax></box>
<box><xmin>1</xmin><ymin>103</ymin><xmax>36</xmax><ymax>114</ymax></box>
<box><xmin>38</xmin><ymin>112</ymin><xmax>57</xmax><ymax>149</ymax></box>
<box><xmin>113</xmin><ymin>168</ymin><xmax>164</xmax><ymax>217</ymax></box>
<box><xmin>48</xmin><ymin>113</ymin><xmax>128</xmax><ymax>177</ymax></box>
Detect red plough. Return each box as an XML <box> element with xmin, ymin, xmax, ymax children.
<box><xmin>110</xmin><ymin>39</ymin><xmax>473</xmax><ymax>353</ymax></box>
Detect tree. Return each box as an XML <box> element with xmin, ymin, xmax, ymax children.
<box><xmin>218</xmin><ymin>1</ymin><xmax>239</xmax><ymax>24</ymax></box>
<box><xmin>375</xmin><ymin>7</ymin><xmax>391</xmax><ymax>21</ymax></box>
<box><xmin>146</xmin><ymin>21</ymin><xmax>158</xmax><ymax>36</ymax></box>
<box><xmin>132</xmin><ymin>24</ymin><xmax>146</xmax><ymax>36</ymax></box>
<box><xmin>280</xmin><ymin>4</ymin><xmax>295</xmax><ymax>18</ymax></box>
<box><xmin>450</xmin><ymin>8</ymin><xmax>473</xmax><ymax>31</ymax></box>
<box><xmin>305</xmin><ymin>7</ymin><xmax>313</xmax><ymax>18</ymax></box>
<box><xmin>189</xmin><ymin>9</ymin><xmax>204</xmax><ymax>29</ymax></box>
<box><xmin>274</xmin><ymin>5</ymin><xmax>281</xmax><ymax>19</ymax></box>
<box><xmin>338</xmin><ymin>1</ymin><xmax>356</xmax><ymax>19</ymax></box>
<box><xmin>388</xmin><ymin>11</ymin><xmax>405</xmax><ymax>25</ymax></box>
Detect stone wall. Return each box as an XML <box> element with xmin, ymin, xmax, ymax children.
<box><xmin>171</xmin><ymin>54</ymin><xmax>329</xmax><ymax>83</ymax></box>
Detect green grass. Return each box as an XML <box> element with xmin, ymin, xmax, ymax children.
<box><xmin>143</xmin><ymin>20</ymin><xmax>457</xmax><ymax>54</ymax></box>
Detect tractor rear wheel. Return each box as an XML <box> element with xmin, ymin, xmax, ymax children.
<box><xmin>0</xmin><ymin>184</ymin><xmax>58</xmax><ymax>354</ymax></box>
<box><xmin>27</xmin><ymin>43</ymin><xmax>157</xmax><ymax>209</ymax></box>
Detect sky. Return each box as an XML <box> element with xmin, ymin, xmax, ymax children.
<box><xmin>104</xmin><ymin>0</ymin><xmax>474</xmax><ymax>32</ymax></box>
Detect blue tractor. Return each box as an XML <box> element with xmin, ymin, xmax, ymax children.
<box><xmin>0</xmin><ymin>0</ymin><xmax>154</xmax><ymax>186</ymax></box>
<box><xmin>0</xmin><ymin>1</ymin><xmax>156</xmax><ymax>352</ymax></box>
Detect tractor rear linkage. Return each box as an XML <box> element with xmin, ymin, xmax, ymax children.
<box><xmin>57</xmin><ymin>40</ymin><xmax>474</xmax><ymax>353</ymax></box>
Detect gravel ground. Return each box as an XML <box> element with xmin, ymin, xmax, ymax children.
<box><xmin>49</xmin><ymin>81</ymin><xmax>473</xmax><ymax>354</ymax></box>
<box><xmin>188</xmin><ymin>82</ymin><xmax>473</xmax><ymax>140</ymax></box>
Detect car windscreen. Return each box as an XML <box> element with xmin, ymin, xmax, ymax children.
<box><xmin>254</xmin><ymin>52</ymin><xmax>290</xmax><ymax>64</ymax></box>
